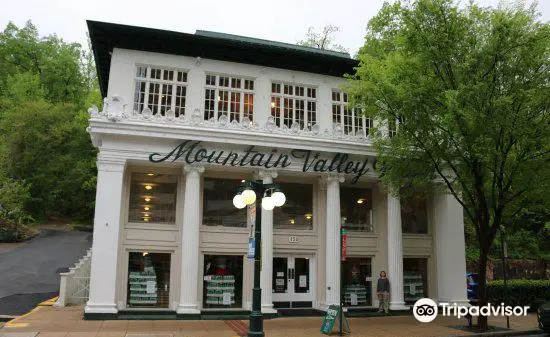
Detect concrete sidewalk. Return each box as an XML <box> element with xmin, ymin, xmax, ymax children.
<box><xmin>0</xmin><ymin>305</ymin><xmax>541</xmax><ymax>337</ymax></box>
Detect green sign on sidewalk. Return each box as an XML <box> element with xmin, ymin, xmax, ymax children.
<box><xmin>320</xmin><ymin>305</ymin><xmax>350</xmax><ymax>335</ymax></box>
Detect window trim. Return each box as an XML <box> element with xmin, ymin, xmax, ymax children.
<box><xmin>203</xmin><ymin>73</ymin><xmax>256</xmax><ymax>123</ymax></box>
<box><xmin>125</xmin><ymin>166</ymin><xmax>181</xmax><ymax>228</ymax></box>
<box><xmin>133</xmin><ymin>64</ymin><xmax>189</xmax><ymax>117</ymax></box>
<box><xmin>331</xmin><ymin>90</ymin><xmax>372</xmax><ymax>137</ymax></box>
<box><xmin>270</xmin><ymin>81</ymin><xmax>318</xmax><ymax>130</ymax></box>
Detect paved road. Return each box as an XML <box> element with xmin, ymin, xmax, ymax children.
<box><xmin>0</xmin><ymin>229</ymin><xmax>92</xmax><ymax>316</ymax></box>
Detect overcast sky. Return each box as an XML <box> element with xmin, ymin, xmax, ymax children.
<box><xmin>1</xmin><ymin>0</ymin><xmax>549</xmax><ymax>55</ymax></box>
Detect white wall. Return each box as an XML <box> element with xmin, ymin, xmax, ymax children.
<box><xmin>107</xmin><ymin>48</ymin><xmax>349</xmax><ymax>133</ymax></box>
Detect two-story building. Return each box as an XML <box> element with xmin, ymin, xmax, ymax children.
<box><xmin>84</xmin><ymin>20</ymin><xmax>468</xmax><ymax>318</ymax></box>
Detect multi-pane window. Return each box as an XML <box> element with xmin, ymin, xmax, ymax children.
<box><xmin>133</xmin><ymin>65</ymin><xmax>187</xmax><ymax>117</ymax></box>
<box><xmin>271</xmin><ymin>82</ymin><xmax>317</xmax><ymax>130</ymax></box>
<box><xmin>204</xmin><ymin>74</ymin><xmax>255</xmax><ymax>123</ymax></box>
<box><xmin>331</xmin><ymin>90</ymin><xmax>372</xmax><ymax>137</ymax></box>
<box><xmin>388</xmin><ymin>116</ymin><xmax>404</xmax><ymax>138</ymax></box>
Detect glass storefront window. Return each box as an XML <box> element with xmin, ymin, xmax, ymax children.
<box><xmin>340</xmin><ymin>187</ymin><xmax>373</xmax><ymax>232</ymax></box>
<box><xmin>203</xmin><ymin>178</ymin><xmax>247</xmax><ymax>227</ymax></box>
<box><xmin>203</xmin><ymin>255</ymin><xmax>243</xmax><ymax>308</ymax></box>
<box><xmin>273</xmin><ymin>182</ymin><xmax>313</xmax><ymax>230</ymax></box>
<box><xmin>343</xmin><ymin>257</ymin><xmax>372</xmax><ymax>306</ymax></box>
<box><xmin>127</xmin><ymin>252</ymin><xmax>171</xmax><ymax>308</ymax></box>
<box><xmin>401</xmin><ymin>194</ymin><xmax>428</xmax><ymax>234</ymax></box>
<box><xmin>128</xmin><ymin>172</ymin><xmax>178</xmax><ymax>224</ymax></box>
<box><xmin>403</xmin><ymin>258</ymin><xmax>428</xmax><ymax>304</ymax></box>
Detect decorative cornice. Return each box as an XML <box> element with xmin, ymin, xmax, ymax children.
<box><xmin>88</xmin><ymin>96</ymin><xmax>373</xmax><ymax>145</ymax></box>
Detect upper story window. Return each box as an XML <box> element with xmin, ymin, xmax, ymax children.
<box><xmin>332</xmin><ymin>90</ymin><xmax>372</xmax><ymax>137</ymax></box>
<box><xmin>341</xmin><ymin>187</ymin><xmax>373</xmax><ymax>232</ymax></box>
<box><xmin>204</xmin><ymin>74</ymin><xmax>255</xmax><ymax>123</ymax></box>
<box><xmin>203</xmin><ymin>178</ymin><xmax>247</xmax><ymax>228</ymax></box>
<box><xmin>401</xmin><ymin>193</ymin><xmax>428</xmax><ymax>234</ymax></box>
<box><xmin>271</xmin><ymin>82</ymin><xmax>317</xmax><ymax>130</ymax></box>
<box><xmin>134</xmin><ymin>65</ymin><xmax>187</xmax><ymax>117</ymax></box>
<box><xmin>273</xmin><ymin>182</ymin><xmax>313</xmax><ymax>230</ymax></box>
<box><xmin>128</xmin><ymin>172</ymin><xmax>178</xmax><ymax>224</ymax></box>
<box><xmin>388</xmin><ymin>116</ymin><xmax>404</xmax><ymax>138</ymax></box>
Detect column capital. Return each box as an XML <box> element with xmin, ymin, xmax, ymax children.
<box><xmin>96</xmin><ymin>155</ymin><xmax>126</xmax><ymax>173</ymax></box>
<box><xmin>183</xmin><ymin>165</ymin><xmax>205</xmax><ymax>175</ymax></box>
<box><xmin>254</xmin><ymin>169</ymin><xmax>278</xmax><ymax>181</ymax></box>
<box><xmin>318</xmin><ymin>176</ymin><xmax>327</xmax><ymax>191</ymax></box>
<box><xmin>323</xmin><ymin>173</ymin><xmax>345</xmax><ymax>184</ymax></box>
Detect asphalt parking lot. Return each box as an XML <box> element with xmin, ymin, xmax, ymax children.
<box><xmin>0</xmin><ymin>229</ymin><xmax>91</xmax><ymax>316</ymax></box>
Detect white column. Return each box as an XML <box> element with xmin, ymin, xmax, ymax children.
<box><xmin>434</xmin><ymin>190</ymin><xmax>469</xmax><ymax>305</ymax></box>
<box><xmin>257</xmin><ymin>170</ymin><xmax>278</xmax><ymax>314</ymax></box>
<box><xmin>325</xmin><ymin>174</ymin><xmax>344</xmax><ymax>306</ymax></box>
<box><xmin>85</xmin><ymin>156</ymin><xmax>125</xmax><ymax>314</ymax></box>
<box><xmin>177</xmin><ymin>165</ymin><xmax>204</xmax><ymax>314</ymax></box>
<box><xmin>316</xmin><ymin>178</ymin><xmax>327</xmax><ymax>309</ymax></box>
<box><xmin>387</xmin><ymin>190</ymin><xmax>407</xmax><ymax>310</ymax></box>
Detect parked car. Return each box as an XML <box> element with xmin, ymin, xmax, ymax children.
<box><xmin>538</xmin><ymin>302</ymin><xmax>550</xmax><ymax>333</ymax></box>
<box><xmin>466</xmin><ymin>272</ymin><xmax>479</xmax><ymax>301</ymax></box>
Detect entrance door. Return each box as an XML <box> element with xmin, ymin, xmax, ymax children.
<box><xmin>272</xmin><ymin>255</ymin><xmax>313</xmax><ymax>308</ymax></box>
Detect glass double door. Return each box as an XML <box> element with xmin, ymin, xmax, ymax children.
<box><xmin>272</xmin><ymin>255</ymin><xmax>313</xmax><ymax>308</ymax></box>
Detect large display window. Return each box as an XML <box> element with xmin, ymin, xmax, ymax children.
<box><xmin>203</xmin><ymin>178</ymin><xmax>247</xmax><ymax>227</ymax></box>
<box><xmin>127</xmin><ymin>252</ymin><xmax>171</xmax><ymax>308</ymax></box>
<box><xmin>128</xmin><ymin>172</ymin><xmax>178</xmax><ymax>224</ymax></box>
<box><xmin>203</xmin><ymin>255</ymin><xmax>243</xmax><ymax>308</ymax></box>
<box><xmin>403</xmin><ymin>258</ymin><xmax>428</xmax><ymax>303</ymax></box>
<box><xmin>273</xmin><ymin>182</ymin><xmax>313</xmax><ymax>230</ymax></box>
<box><xmin>340</xmin><ymin>187</ymin><xmax>373</xmax><ymax>232</ymax></box>
<box><xmin>342</xmin><ymin>257</ymin><xmax>372</xmax><ymax>307</ymax></box>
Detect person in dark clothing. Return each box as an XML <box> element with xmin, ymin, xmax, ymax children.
<box><xmin>376</xmin><ymin>270</ymin><xmax>390</xmax><ymax>313</ymax></box>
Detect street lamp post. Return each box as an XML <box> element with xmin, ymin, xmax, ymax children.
<box><xmin>233</xmin><ymin>180</ymin><xmax>286</xmax><ymax>337</ymax></box>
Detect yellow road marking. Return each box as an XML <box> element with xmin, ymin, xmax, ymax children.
<box><xmin>38</xmin><ymin>296</ymin><xmax>58</xmax><ymax>306</ymax></box>
<box><xmin>4</xmin><ymin>305</ymin><xmax>42</xmax><ymax>327</ymax></box>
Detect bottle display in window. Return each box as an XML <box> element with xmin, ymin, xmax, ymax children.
<box><xmin>127</xmin><ymin>252</ymin><xmax>170</xmax><ymax>308</ymax></box>
<box><xmin>342</xmin><ymin>257</ymin><xmax>372</xmax><ymax>307</ymax></box>
<box><xmin>203</xmin><ymin>255</ymin><xmax>243</xmax><ymax>308</ymax></box>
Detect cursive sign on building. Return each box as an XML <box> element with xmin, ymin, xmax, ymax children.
<box><xmin>149</xmin><ymin>140</ymin><xmax>374</xmax><ymax>183</ymax></box>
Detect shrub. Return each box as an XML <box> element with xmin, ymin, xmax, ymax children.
<box><xmin>488</xmin><ymin>279</ymin><xmax>550</xmax><ymax>311</ymax></box>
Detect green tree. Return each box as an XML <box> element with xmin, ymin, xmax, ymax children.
<box><xmin>0</xmin><ymin>21</ymin><xmax>89</xmax><ymax>106</ymax></box>
<box><xmin>346</xmin><ymin>0</ymin><xmax>550</xmax><ymax>330</ymax></box>
<box><xmin>0</xmin><ymin>21</ymin><xmax>99</xmax><ymax>222</ymax></box>
<box><xmin>0</xmin><ymin>100</ymin><xmax>97</xmax><ymax>220</ymax></box>
<box><xmin>297</xmin><ymin>25</ymin><xmax>349</xmax><ymax>53</ymax></box>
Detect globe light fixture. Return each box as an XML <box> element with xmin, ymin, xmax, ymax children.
<box><xmin>271</xmin><ymin>191</ymin><xmax>286</xmax><ymax>207</ymax></box>
<box><xmin>233</xmin><ymin>193</ymin><xmax>247</xmax><ymax>209</ymax></box>
<box><xmin>261</xmin><ymin>196</ymin><xmax>275</xmax><ymax>211</ymax></box>
<box><xmin>241</xmin><ymin>188</ymin><xmax>257</xmax><ymax>205</ymax></box>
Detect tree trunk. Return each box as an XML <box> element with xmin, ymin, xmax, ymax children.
<box><xmin>477</xmin><ymin>243</ymin><xmax>489</xmax><ymax>331</ymax></box>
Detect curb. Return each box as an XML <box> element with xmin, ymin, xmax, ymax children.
<box><xmin>0</xmin><ymin>315</ymin><xmax>16</xmax><ymax>322</ymax></box>
<box><xmin>38</xmin><ymin>296</ymin><xmax>58</xmax><ymax>306</ymax></box>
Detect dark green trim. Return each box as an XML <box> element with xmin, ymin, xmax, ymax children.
<box><xmin>83</xmin><ymin>312</ymin><xmax>118</xmax><ymax>320</ymax></box>
<box><xmin>84</xmin><ymin>310</ymin><xmax>278</xmax><ymax>320</ymax></box>
<box><xmin>87</xmin><ymin>20</ymin><xmax>359</xmax><ymax>98</ymax></box>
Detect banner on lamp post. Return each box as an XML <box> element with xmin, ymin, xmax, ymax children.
<box><xmin>341</xmin><ymin>227</ymin><xmax>347</xmax><ymax>262</ymax></box>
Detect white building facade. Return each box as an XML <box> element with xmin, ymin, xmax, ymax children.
<box><xmin>84</xmin><ymin>21</ymin><xmax>468</xmax><ymax>318</ymax></box>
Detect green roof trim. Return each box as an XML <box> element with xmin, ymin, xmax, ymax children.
<box><xmin>195</xmin><ymin>30</ymin><xmax>351</xmax><ymax>59</ymax></box>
